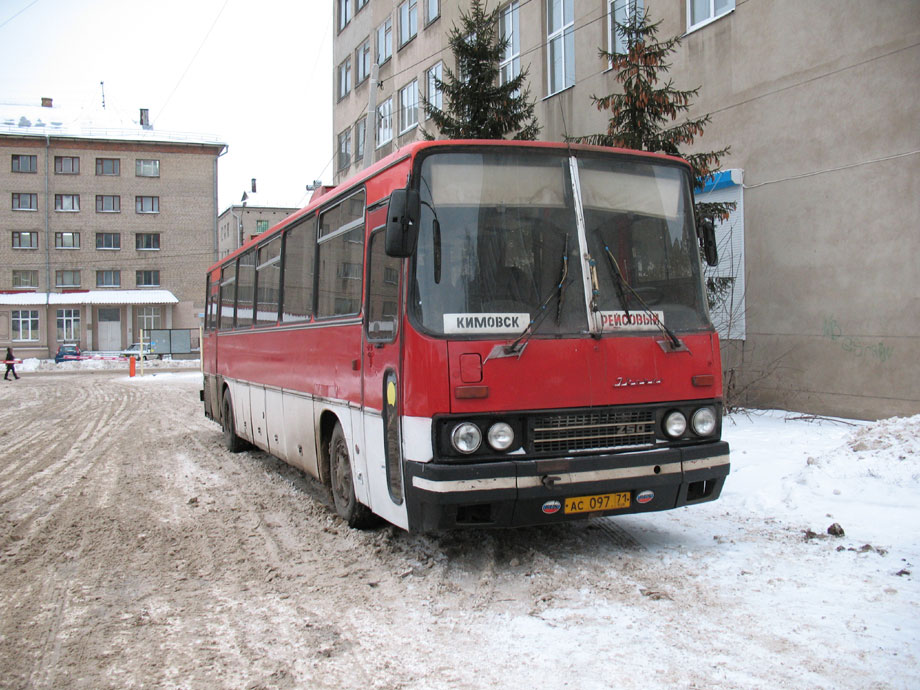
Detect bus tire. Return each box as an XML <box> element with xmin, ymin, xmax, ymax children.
<box><xmin>221</xmin><ymin>390</ymin><xmax>248</xmax><ymax>453</ymax></box>
<box><xmin>328</xmin><ymin>423</ymin><xmax>375</xmax><ymax>528</ymax></box>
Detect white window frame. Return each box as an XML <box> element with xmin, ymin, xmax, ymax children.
<box><xmin>355</xmin><ymin>117</ymin><xmax>366</xmax><ymax>162</ymax></box>
<box><xmin>426</xmin><ymin>62</ymin><xmax>443</xmax><ymax>117</ymax></box>
<box><xmin>687</xmin><ymin>0</ymin><xmax>734</xmax><ymax>32</ymax></box>
<box><xmin>338</xmin><ymin>128</ymin><xmax>353</xmax><ymax>172</ymax></box>
<box><xmin>608</xmin><ymin>0</ymin><xmax>643</xmax><ymax>59</ymax></box>
<box><xmin>338</xmin><ymin>0</ymin><xmax>352</xmax><ymax>31</ymax></box>
<box><xmin>398</xmin><ymin>79</ymin><xmax>419</xmax><ymax>134</ymax></box>
<box><xmin>12</xmin><ymin>310</ymin><xmax>39</xmax><ymax>342</ymax></box>
<box><xmin>356</xmin><ymin>38</ymin><xmax>371</xmax><ymax>84</ymax></box>
<box><xmin>499</xmin><ymin>2</ymin><xmax>521</xmax><ymax>87</ymax></box>
<box><xmin>57</xmin><ymin>308</ymin><xmax>81</xmax><ymax>342</ymax></box>
<box><xmin>398</xmin><ymin>0</ymin><xmax>418</xmax><ymax>47</ymax></box>
<box><xmin>425</xmin><ymin>0</ymin><xmax>439</xmax><ymax>25</ymax></box>
<box><xmin>376</xmin><ymin>98</ymin><xmax>393</xmax><ymax>148</ymax></box>
<box><xmin>135</xmin><ymin>159</ymin><xmax>160</xmax><ymax>177</ymax></box>
<box><xmin>138</xmin><ymin>306</ymin><xmax>161</xmax><ymax>331</ymax></box>
<box><xmin>377</xmin><ymin>18</ymin><xmax>393</xmax><ymax>64</ymax></box>
<box><xmin>546</xmin><ymin>0</ymin><xmax>575</xmax><ymax>96</ymax></box>
<box><xmin>338</xmin><ymin>57</ymin><xmax>352</xmax><ymax>100</ymax></box>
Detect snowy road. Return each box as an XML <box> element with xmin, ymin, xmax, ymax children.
<box><xmin>0</xmin><ymin>369</ymin><xmax>916</xmax><ymax>689</ymax></box>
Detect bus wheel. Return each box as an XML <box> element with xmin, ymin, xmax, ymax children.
<box><xmin>221</xmin><ymin>391</ymin><xmax>247</xmax><ymax>453</ymax></box>
<box><xmin>328</xmin><ymin>423</ymin><xmax>374</xmax><ymax>528</ymax></box>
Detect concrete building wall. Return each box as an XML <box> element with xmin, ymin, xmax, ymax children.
<box><xmin>331</xmin><ymin>0</ymin><xmax>920</xmax><ymax>419</ymax></box>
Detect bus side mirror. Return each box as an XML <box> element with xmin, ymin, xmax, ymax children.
<box><xmin>698</xmin><ymin>218</ymin><xmax>719</xmax><ymax>266</ymax></box>
<box><xmin>385</xmin><ymin>188</ymin><xmax>420</xmax><ymax>257</ymax></box>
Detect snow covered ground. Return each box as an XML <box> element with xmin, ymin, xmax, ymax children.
<box><xmin>1</xmin><ymin>367</ymin><xmax>917</xmax><ymax>688</ymax></box>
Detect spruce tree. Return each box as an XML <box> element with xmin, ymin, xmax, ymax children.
<box><xmin>423</xmin><ymin>0</ymin><xmax>540</xmax><ymax>140</ymax></box>
<box><xmin>571</xmin><ymin>8</ymin><xmax>732</xmax><ymax>225</ymax></box>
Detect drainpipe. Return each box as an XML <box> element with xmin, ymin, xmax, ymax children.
<box><xmin>363</xmin><ymin>63</ymin><xmax>379</xmax><ymax>170</ymax></box>
<box><xmin>44</xmin><ymin>135</ymin><xmax>51</xmax><ymax>354</ymax></box>
<box><xmin>229</xmin><ymin>206</ymin><xmax>243</xmax><ymax>250</ymax></box>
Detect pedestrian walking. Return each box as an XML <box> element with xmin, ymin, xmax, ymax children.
<box><xmin>4</xmin><ymin>347</ymin><xmax>20</xmax><ymax>380</ymax></box>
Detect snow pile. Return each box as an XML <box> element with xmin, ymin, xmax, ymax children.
<box><xmin>16</xmin><ymin>357</ymin><xmax>201</xmax><ymax>373</ymax></box>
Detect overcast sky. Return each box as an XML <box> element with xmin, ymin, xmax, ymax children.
<box><xmin>0</xmin><ymin>0</ymin><xmax>332</xmax><ymax>211</ymax></box>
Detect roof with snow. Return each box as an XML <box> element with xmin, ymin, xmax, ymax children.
<box><xmin>0</xmin><ymin>290</ymin><xmax>179</xmax><ymax>306</ymax></box>
<box><xmin>0</xmin><ymin>101</ymin><xmax>225</xmax><ymax>148</ymax></box>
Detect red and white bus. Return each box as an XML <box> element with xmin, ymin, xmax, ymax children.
<box><xmin>201</xmin><ymin>140</ymin><xmax>730</xmax><ymax>532</ymax></box>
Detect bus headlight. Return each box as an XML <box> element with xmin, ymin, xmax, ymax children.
<box><xmin>451</xmin><ymin>423</ymin><xmax>482</xmax><ymax>454</ymax></box>
<box><xmin>487</xmin><ymin>422</ymin><xmax>514</xmax><ymax>451</ymax></box>
<box><xmin>664</xmin><ymin>411</ymin><xmax>687</xmax><ymax>438</ymax></box>
<box><xmin>691</xmin><ymin>407</ymin><xmax>717</xmax><ymax>436</ymax></box>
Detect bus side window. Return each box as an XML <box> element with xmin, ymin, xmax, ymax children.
<box><xmin>316</xmin><ymin>190</ymin><xmax>366</xmax><ymax>318</ymax></box>
<box><xmin>219</xmin><ymin>264</ymin><xmax>236</xmax><ymax>330</ymax></box>
<box><xmin>255</xmin><ymin>236</ymin><xmax>282</xmax><ymax>326</ymax></box>
<box><xmin>281</xmin><ymin>216</ymin><xmax>316</xmax><ymax>322</ymax></box>
<box><xmin>236</xmin><ymin>249</ymin><xmax>257</xmax><ymax>328</ymax></box>
<box><xmin>366</xmin><ymin>230</ymin><xmax>401</xmax><ymax>343</ymax></box>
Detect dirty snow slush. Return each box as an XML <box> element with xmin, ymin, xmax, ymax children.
<box><xmin>0</xmin><ymin>371</ymin><xmax>916</xmax><ymax>689</ymax></box>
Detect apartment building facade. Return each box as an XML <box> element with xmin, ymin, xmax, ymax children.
<box><xmin>331</xmin><ymin>0</ymin><xmax>919</xmax><ymax>420</ymax></box>
<box><xmin>0</xmin><ymin>100</ymin><xmax>226</xmax><ymax>357</ymax></box>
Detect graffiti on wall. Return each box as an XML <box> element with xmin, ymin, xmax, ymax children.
<box><xmin>822</xmin><ymin>316</ymin><xmax>893</xmax><ymax>363</ymax></box>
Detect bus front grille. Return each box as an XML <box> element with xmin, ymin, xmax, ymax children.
<box><xmin>532</xmin><ymin>409</ymin><xmax>656</xmax><ymax>454</ymax></box>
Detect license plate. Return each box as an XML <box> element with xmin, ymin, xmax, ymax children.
<box><xmin>564</xmin><ymin>492</ymin><xmax>631</xmax><ymax>514</ymax></box>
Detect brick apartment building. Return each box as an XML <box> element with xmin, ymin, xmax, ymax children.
<box><xmin>0</xmin><ymin>99</ymin><xmax>226</xmax><ymax>357</ymax></box>
<box><xmin>331</xmin><ymin>0</ymin><xmax>919</xmax><ymax>419</ymax></box>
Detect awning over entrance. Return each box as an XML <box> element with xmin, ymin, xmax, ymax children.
<box><xmin>0</xmin><ymin>290</ymin><xmax>179</xmax><ymax>306</ymax></box>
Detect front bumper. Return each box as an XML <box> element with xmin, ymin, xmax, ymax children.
<box><xmin>404</xmin><ymin>441</ymin><xmax>729</xmax><ymax>532</ymax></box>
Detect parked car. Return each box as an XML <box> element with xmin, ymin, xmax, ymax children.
<box><xmin>54</xmin><ymin>343</ymin><xmax>82</xmax><ymax>363</ymax></box>
<box><xmin>120</xmin><ymin>343</ymin><xmax>160</xmax><ymax>360</ymax></box>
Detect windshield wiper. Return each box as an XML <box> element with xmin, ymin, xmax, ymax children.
<box><xmin>598</xmin><ymin>238</ymin><xmax>684</xmax><ymax>351</ymax></box>
<box><xmin>501</xmin><ymin>237</ymin><xmax>570</xmax><ymax>357</ymax></box>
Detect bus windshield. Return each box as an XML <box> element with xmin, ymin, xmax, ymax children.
<box><xmin>411</xmin><ymin>149</ymin><xmax>710</xmax><ymax>338</ymax></box>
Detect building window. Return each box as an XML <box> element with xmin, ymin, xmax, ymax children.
<box><xmin>546</xmin><ymin>0</ymin><xmax>575</xmax><ymax>95</ymax></box>
<box><xmin>426</xmin><ymin>62</ymin><xmax>443</xmax><ymax>116</ymax></box>
<box><xmin>136</xmin><ymin>196</ymin><xmax>159</xmax><ymax>213</ymax></box>
<box><xmin>12</xmin><ymin>193</ymin><xmax>38</xmax><ymax>211</ymax></box>
<box><xmin>96</xmin><ymin>270</ymin><xmax>121</xmax><ymax>287</ymax></box>
<box><xmin>355</xmin><ymin>117</ymin><xmax>366</xmax><ymax>162</ymax></box>
<box><xmin>96</xmin><ymin>194</ymin><xmax>120</xmax><ymax>213</ymax></box>
<box><xmin>338</xmin><ymin>0</ymin><xmax>352</xmax><ymax>31</ymax></box>
<box><xmin>96</xmin><ymin>232</ymin><xmax>121</xmax><ymax>250</ymax></box>
<box><xmin>376</xmin><ymin>98</ymin><xmax>393</xmax><ymax>147</ymax></box>
<box><xmin>398</xmin><ymin>79</ymin><xmax>419</xmax><ymax>134</ymax></box>
<box><xmin>11</xmin><ymin>154</ymin><xmax>37</xmax><ymax>173</ymax></box>
<box><xmin>338</xmin><ymin>128</ymin><xmax>353</xmax><ymax>172</ymax></box>
<box><xmin>95</xmin><ymin>158</ymin><xmax>120</xmax><ymax>176</ymax></box>
<box><xmin>12</xmin><ymin>310</ymin><xmax>39</xmax><ymax>341</ymax></box>
<box><xmin>54</xmin><ymin>194</ymin><xmax>80</xmax><ymax>212</ymax></box>
<box><xmin>338</xmin><ymin>57</ymin><xmax>352</xmax><ymax>100</ymax></box>
<box><xmin>425</xmin><ymin>0</ymin><xmax>439</xmax><ymax>25</ymax></box>
<box><xmin>500</xmin><ymin>2</ymin><xmax>521</xmax><ymax>87</ymax></box>
<box><xmin>136</xmin><ymin>270</ymin><xmax>160</xmax><ymax>287</ymax></box>
<box><xmin>12</xmin><ymin>270</ymin><xmax>38</xmax><ymax>289</ymax></box>
<box><xmin>356</xmin><ymin>38</ymin><xmax>371</xmax><ymax>84</ymax></box>
<box><xmin>337</xmin><ymin>262</ymin><xmax>363</xmax><ymax>280</ymax></box>
<box><xmin>136</xmin><ymin>159</ymin><xmax>160</xmax><ymax>177</ymax></box>
<box><xmin>376</xmin><ymin>17</ymin><xmax>392</xmax><ymax>64</ymax></box>
<box><xmin>256</xmin><ymin>219</ymin><xmax>269</xmax><ymax>233</ymax></box>
<box><xmin>609</xmin><ymin>0</ymin><xmax>642</xmax><ymax>57</ymax></box>
<box><xmin>57</xmin><ymin>309</ymin><xmax>81</xmax><ymax>342</ymax></box>
<box><xmin>688</xmin><ymin>0</ymin><xmax>734</xmax><ymax>30</ymax></box>
<box><xmin>55</xmin><ymin>232</ymin><xmax>80</xmax><ymax>249</ymax></box>
<box><xmin>356</xmin><ymin>0</ymin><xmax>368</xmax><ymax>10</ymax></box>
<box><xmin>138</xmin><ymin>306</ymin><xmax>161</xmax><ymax>332</ymax></box>
<box><xmin>398</xmin><ymin>0</ymin><xmax>418</xmax><ymax>47</ymax></box>
<box><xmin>136</xmin><ymin>233</ymin><xmax>161</xmax><ymax>250</ymax></box>
<box><xmin>55</xmin><ymin>270</ymin><xmax>81</xmax><ymax>288</ymax></box>
<box><xmin>55</xmin><ymin>156</ymin><xmax>80</xmax><ymax>174</ymax></box>
<box><xmin>12</xmin><ymin>231</ymin><xmax>38</xmax><ymax>249</ymax></box>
